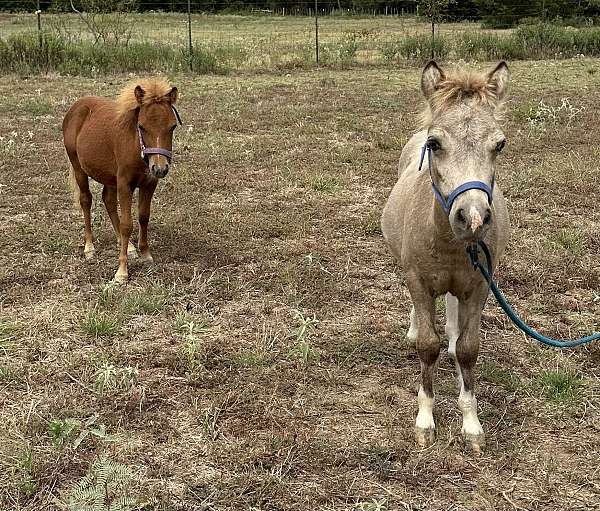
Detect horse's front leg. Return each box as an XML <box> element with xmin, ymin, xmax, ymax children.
<box><xmin>115</xmin><ymin>180</ymin><xmax>134</xmax><ymax>283</ymax></box>
<box><xmin>138</xmin><ymin>182</ymin><xmax>157</xmax><ymax>263</ymax></box>
<box><xmin>407</xmin><ymin>273</ymin><xmax>439</xmax><ymax>448</ymax></box>
<box><xmin>455</xmin><ymin>286</ymin><xmax>488</xmax><ymax>453</ymax></box>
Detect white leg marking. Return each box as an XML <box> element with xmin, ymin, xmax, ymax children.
<box><xmin>445</xmin><ymin>293</ymin><xmax>459</xmax><ymax>359</ymax></box>
<box><xmin>407</xmin><ymin>306</ymin><xmax>417</xmax><ymax>341</ymax></box>
<box><xmin>84</xmin><ymin>242</ymin><xmax>95</xmax><ymax>260</ymax></box>
<box><xmin>415</xmin><ymin>385</ymin><xmax>435</xmax><ymax>431</ymax></box>
<box><xmin>127</xmin><ymin>241</ymin><xmax>138</xmax><ymax>259</ymax></box>
<box><xmin>458</xmin><ymin>384</ymin><xmax>484</xmax><ymax>439</ymax></box>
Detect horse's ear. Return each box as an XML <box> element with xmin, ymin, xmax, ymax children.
<box><xmin>487</xmin><ymin>61</ymin><xmax>509</xmax><ymax>101</ymax></box>
<box><xmin>165</xmin><ymin>87</ymin><xmax>178</xmax><ymax>104</ymax></box>
<box><xmin>134</xmin><ymin>85</ymin><xmax>145</xmax><ymax>106</ymax></box>
<box><xmin>421</xmin><ymin>61</ymin><xmax>445</xmax><ymax>100</ymax></box>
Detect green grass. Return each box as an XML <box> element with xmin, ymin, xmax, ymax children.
<box><xmin>306</xmin><ymin>172</ymin><xmax>344</xmax><ymax>194</ymax></box>
<box><xmin>80</xmin><ymin>309</ymin><xmax>122</xmax><ymax>338</ymax></box>
<box><xmin>3</xmin><ymin>20</ymin><xmax>600</xmax><ymax>75</ymax></box>
<box><xmin>0</xmin><ymin>319</ymin><xmax>20</xmax><ymax>354</ymax></box>
<box><xmin>536</xmin><ymin>370</ymin><xmax>584</xmax><ymax>404</ymax></box>
<box><xmin>120</xmin><ymin>289</ymin><xmax>168</xmax><ymax>316</ymax></box>
<box><xmin>547</xmin><ymin>229</ymin><xmax>585</xmax><ymax>256</ymax></box>
<box><xmin>21</xmin><ymin>97</ymin><xmax>52</xmax><ymax>116</ymax></box>
<box><xmin>480</xmin><ymin>360</ymin><xmax>519</xmax><ymax>392</ymax></box>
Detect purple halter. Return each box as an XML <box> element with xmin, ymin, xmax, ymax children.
<box><xmin>137</xmin><ymin>105</ymin><xmax>183</xmax><ymax>165</ymax></box>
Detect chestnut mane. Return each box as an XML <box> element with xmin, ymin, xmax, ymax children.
<box><xmin>116</xmin><ymin>78</ymin><xmax>173</xmax><ymax>126</ymax></box>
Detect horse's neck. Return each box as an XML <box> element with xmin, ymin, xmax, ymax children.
<box><xmin>427</xmin><ymin>191</ymin><xmax>457</xmax><ymax>250</ymax></box>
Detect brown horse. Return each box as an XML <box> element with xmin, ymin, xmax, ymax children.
<box><xmin>63</xmin><ymin>79</ymin><xmax>180</xmax><ymax>282</ymax></box>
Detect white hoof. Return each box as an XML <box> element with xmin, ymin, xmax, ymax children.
<box><xmin>114</xmin><ymin>271</ymin><xmax>128</xmax><ymax>284</ymax></box>
<box><xmin>415</xmin><ymin>426</ymin><xmax>436</xmax><ymax>448</ymax></box>
<box><xmin>84</xmin><ymin>248</ymin><xmax>96</xmax><ymax>260</ymax></box>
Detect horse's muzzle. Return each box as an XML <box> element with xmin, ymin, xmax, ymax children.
<box><xmin>451</xmin><ymin>200</ymin><xmax>492</xmax><ymax>241</ymax></box>
<box><xmin>151</xmin><ymin>163</ymin><xmax>169</xmax><ymax>179</ymax></box>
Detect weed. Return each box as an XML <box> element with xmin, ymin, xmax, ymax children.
<box><xmin>526</xmin><ymin>98</ymin><xmax>585</xmax><ymax>137</ymax></box>
<box><xmin>0</xmin><ymin>366</ymin><xmax>11</xmax><ymax>380</ymax></box>
<box><xmin>174</xmin><ymin>312</ymin><xmax>208</xmax><ymax>336</ymax></box>
<box><xmin>63</xmin><ymin>456</ymin><xmax>136</xmax><ymax>511</ymax></box>
<box><xmin>19</xmin><ymin>447</ymin><xmax>36</xmax><ymax>497</ymax></box>
<box><xmin>94</xmin><ymin>362</ymin><xmax>138</xmax><ymax>394</ymax></box>
<box><xmin>355</xmin><ymin>498</ymin><xmax>387</xmax><ymax>511</ymax></box>
<box><xmin>202</xmin><ymin>405</ymin><xmax>222</xmax><ymax>441</ymax></box>
<box><xmin>49</xmin><ymin>415</ymin><xmax>115</xmax><ymax>449</ymax></box>
<box><xmin>288</xmin><ymin>311</ymin><xmax>319</xmax><ymax>367</ymax></box>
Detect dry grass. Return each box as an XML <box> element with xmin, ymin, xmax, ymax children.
<box><xmin>0</xmin><ymin>59</ymin><xmax>599</xmax><ymax>510</ymax></box>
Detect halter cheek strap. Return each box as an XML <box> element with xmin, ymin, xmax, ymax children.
<box><xmin>418</xmin><ymin>142</ymin><xmax>494</xmax><ymax>215</ymax></box>
<box><xmin>138</xmin><ymin>105</ymin><xmax>183</xmax><ymax>165</ymax></box>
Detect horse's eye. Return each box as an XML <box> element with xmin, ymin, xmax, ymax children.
<box><xmin>496</xmin><ymin>139</ymin><xmax>506</xmax><ymax>152</ymax></box>
<box><xmin>427</xmin><ymin>137</ymin><xmax>441</xmax><ymax>151</ymax></box>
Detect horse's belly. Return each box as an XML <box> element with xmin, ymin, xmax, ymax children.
<box><xmin>76</xmin><ymin>131</ymin><xmax>118</xmax><ymax>187</ymax></box>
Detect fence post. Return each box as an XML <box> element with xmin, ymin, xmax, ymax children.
<box><xmin>36</xmin><ymin>0</ymin><xmax>42</xmax><ymax>48</ymax></box>
<box><xmin>542</xmin><ymin>0</ymin><xmax>546</xmax><ymax>22</ymax></box>
<box><xmin>431</xmin><ymin>12</ymin><xmax>435</xmax><ymax>60</ymax></box>
<box><xmin>314</xmin><ymin>0</ymin><xmax>319</xmax><ymax>64</ymax></box>
<box><xmin>187</xmin><ymin>0</ymin><xmax>193</xmax><ymax>72</ymax></box>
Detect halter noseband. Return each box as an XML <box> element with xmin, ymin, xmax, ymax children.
<box><xmin>137</xmin><ymin>105</ymin><xmax>183</xmax><ymax>165</ymax></box>
<box><xmin>418</xmin><ymin>141</ymin><xmax>494</xmax><ymax>215</ymax></box>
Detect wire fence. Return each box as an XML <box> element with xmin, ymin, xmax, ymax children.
<box><xmin>1</xmin><ymin>0</ymin><xmax>600</xmax><ymax>74</ymax></box>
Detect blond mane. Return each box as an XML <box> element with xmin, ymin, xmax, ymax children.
<box><xmin>116</xmin><ymin>78</ymin><xmax>173</xmax><ymax>124</ymax></box>
<box><xmin>420</xmin><ymin>68</ymin><xmax>505</xmax><ymax>127</ymax></box>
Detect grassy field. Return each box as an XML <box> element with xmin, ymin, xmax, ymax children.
<box><xmin>1</xmin><ymin>58</ymin><xmax>600</xmax><ymax>510</ymax></box>
<box><xmin>0</xmin><ymin>13</ymin><xmax>503</xmax><ymax>70</ymax></box>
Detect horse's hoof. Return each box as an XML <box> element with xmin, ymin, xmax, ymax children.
<box><xmin>113</xmin><ymin>271</ymin><xmax>128</xmax><ymax>284</ymax></box>
<box><xmin>415</xmin><ymin>427</ymin><xmax>435</xmax><ymax>448</ymax></box>
<box><xmin>462</xmin><ymin>432</ymin><xmax>485</xmax><ymax>454</ymax></box>
<box><xmin>84</xmin><ymin>248</ymin><xmax>96</xmax><ymax>260</ymax></box>
<box><xmin>139</xmin><ymin>252</ymin><xmax>154</xmax><ymax>263</ymax></box>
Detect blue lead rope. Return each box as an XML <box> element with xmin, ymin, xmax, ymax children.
<box><xmin>469</xmin><ymin>241</ymin><xmax>600</xmax><ymax>349</ymax></box>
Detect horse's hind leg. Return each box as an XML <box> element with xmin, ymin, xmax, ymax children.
<box><xmin>70</xmin><ymin>164</ymin><xmax>95</xmax><ymax>259</ymax></box>
<box><xmin>407</xmin><ymin>306</ymin><xmax>418</xmax><ymax>342</ymax></box>
<box><xmin>407</xmin><ymin>274</ymin><xmax>439</xmax><ymax>448</ymax></box>
<box><xmin>102</xmin><ymin>185</ymin><xmax>136</xmax><ymax>258</ymax></box>
<box><xmin>455</xmin><ymin>292</ymin><xmax>487</xmax><ymax>454</ymax></box>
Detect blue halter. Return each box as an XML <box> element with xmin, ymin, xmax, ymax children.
<box><xmin>418</xmin><ymin>142</ymin><xmax>494</xmax><ymax>215</ymax></box>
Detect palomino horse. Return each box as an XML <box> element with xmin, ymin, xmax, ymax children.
<box><xmin>63</xmin><ymin>79</ymin><xmax>181</xmax><ymax>282</ymax></box>
<box><xmin>381</xmin><ymin>61</ymin><xmax>510</xmax><ymax>452</ymax></box>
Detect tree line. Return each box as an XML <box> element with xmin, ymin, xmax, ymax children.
<box><xmin>3</xmin><ymin>0</ymin><xmax>600</xmax><ymax>26</ymax></box>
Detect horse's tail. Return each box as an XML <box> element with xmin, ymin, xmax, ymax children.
<box><xmin>66</xmin><ymin>156</ymin><xmax>81</xmax><ymax>210</ymax></box>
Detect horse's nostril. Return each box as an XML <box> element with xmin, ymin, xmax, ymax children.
<box><xmin>456</xmin><ymin>208</ymin><xmax>466</xmax><ymax>225</ymax></box>
<box><xmin>483</xmin><ymin>209</ymin><xmax>492</xmax><ymax>225</ymax></box>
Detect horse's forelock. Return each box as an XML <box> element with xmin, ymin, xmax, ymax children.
<box><xmin>420</xmin><ymin>69</ymin><xmax>503</xmax><ymax>128</ymax></box>
<box><xmin>116</xmin><ymin>79</ymin><xmax>173</xmax><ymax>122</ymax></box>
